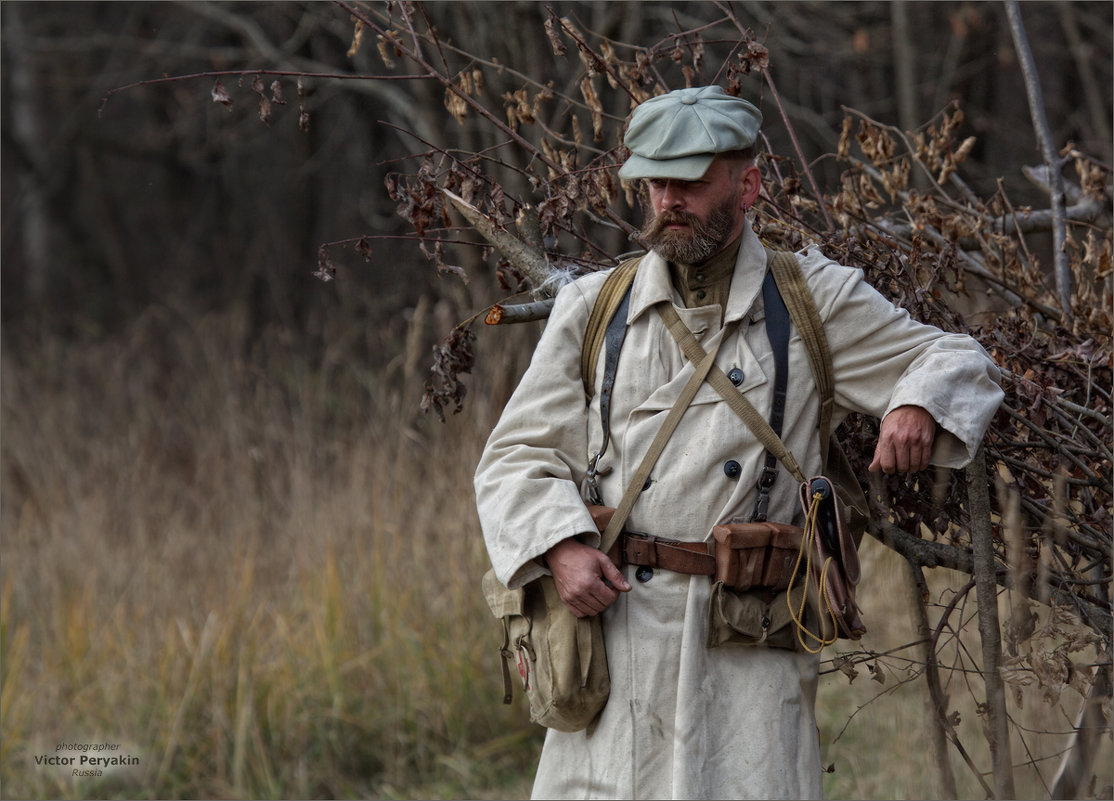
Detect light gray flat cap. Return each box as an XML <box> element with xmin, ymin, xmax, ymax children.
<box><xmin>618</xmin><ymin>85</ymin><xmax>762</xmax><ymax>181</ymax></box>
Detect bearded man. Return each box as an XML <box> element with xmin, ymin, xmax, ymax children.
<box><xmin>474</xmin><ymin>85</ymin><xmax>1003</xmax><ymax>799</ymax></box>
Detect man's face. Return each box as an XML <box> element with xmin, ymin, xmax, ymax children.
<box><xmin>640</xmin><ymin>156</ymin><xmax>756</xmax><ymax>264</ymax></box>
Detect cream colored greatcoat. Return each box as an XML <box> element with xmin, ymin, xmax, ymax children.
<box><xmin>474</xmin><ymin>219</ymin><xmax>1003</xmax><ymax>800</ymax></box>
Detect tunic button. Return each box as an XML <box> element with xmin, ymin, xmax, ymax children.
<box><xmin>635</xmin><ymin>566</ymin><xmax>654</xmax><ymax>582</ymax></box>
<box><xmin>642</xmin><ymin>476</ymin><xmax>653</xmax><ymax>492</ymax></box>
<box><xmin>723</xmin><ymin>460</ymin><xmax>742</xmax><ymax>479</ymax></box>
<box><xmin>696</xmin><ymin>289</ymin><xmax>707</xmax><ymax>301</ymax></box>
<box><xmin>727</xmin><ymin>367</ymin><xmax>744</xmax><ymax>386</ymax></box>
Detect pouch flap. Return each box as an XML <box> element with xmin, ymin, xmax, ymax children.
<box><xmin>767</xmin><ymin>522</ymin><xmax>804</xmax><ymax>549</ymax></box>
<box><xmin>482</xmin><ymin>568</ymin><xmax>526</xmax><ymax>619</ymax></box>
<box><xmin>713</xmin><ymin>522</ymin><xmax>773</xmax><ymax>549</ymax></box>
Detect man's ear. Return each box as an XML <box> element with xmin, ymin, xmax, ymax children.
<box><xmin>739</xmin><ymin>164</ymin><xmax>762</xmax><ymax>208</ymax></box>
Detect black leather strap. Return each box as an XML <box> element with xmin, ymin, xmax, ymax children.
<box><xmin>598</xmin><ymin>286</ymin><xmax>632</xmax><ymax>461</ymax></box>
<box><xmin>752</xmin><ymin>268</ymin><xmax>791</xmax><ymax>521</ymax></box>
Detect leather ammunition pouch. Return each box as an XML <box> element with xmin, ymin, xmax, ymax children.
<box><xmin>712</xmin><ymin>521</ymin><xmax>803</xmax><ymax>591</ymax></box>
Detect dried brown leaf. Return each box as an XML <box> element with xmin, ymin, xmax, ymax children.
<box><xmin>544</xmin><ymin>17</ymin><xmax>567</xmax><ymax>57</ymax></box>
<box><xmin>313</xmin><ymin>245</ymin><xmax>335</xmax><ymax>282</ymax></box>
<box><xmin>833</xmin><ymin>653</ymin><xmax>859</xmax><ymax>684</ymax></box>
<box><xmin>376</xmin><ymin>35</ymin><xmax>396</xmax><ymax>68</ymax></box>
<box><xmin>347</xmin><ymin>18</ymin><xmax>365</xmax><ymax>58</ymax></box>
<box><xmin>211</xmin><ymin>80</ymin><xmax>233</xmax><ymax>109</ymax></box>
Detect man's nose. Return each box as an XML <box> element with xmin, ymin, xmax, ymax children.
<box><xmin>659</xmin><ymin>181</ymin><xmax>685</xmax><ymax>209</ymax></box>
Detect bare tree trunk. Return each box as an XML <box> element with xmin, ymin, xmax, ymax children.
<box><xmin>1057</xmin><ymin>2</ymin><xmax>1113</xmax><ymax>163</ymax></box>
<box><xmin>1004</xmin><ymin>0</ymin><xmax>1072</xmax><ymax>323</ymax></box>
<box><xmin>966</xmin><ymin>446</ymin><xmax>1016</xmax><ymax>799</ymax></box>
<box><xmin>891</xmin><ymin>2</ymin><xmax>917</xmax><ymax>136</ymax></box>
<box><xmin>5</xmin><ymin>3</ymin><xmax>55</xmax><ymax>306</ymax></box>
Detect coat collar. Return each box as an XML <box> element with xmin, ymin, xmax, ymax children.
<box><xmin>626</xmin><ymin>218</ymin><xmax>769</xmax><ymax>325</ymax></box>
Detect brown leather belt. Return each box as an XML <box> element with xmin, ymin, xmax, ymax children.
<box><xmin>620</xmin><ymin>532</ymin><xmax>715</xmax><ymax>576</ymax></box>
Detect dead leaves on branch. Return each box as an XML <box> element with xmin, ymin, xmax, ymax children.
<box><xmin>1000</xmin><ymin>599</ymin><xmax>1105</xmax><ymax>708</ymax></box>
<box><xmin>421</xmin><ymin>327</ymin><xmax>474</xmax><ymax>422</ymax></box>
<box><xmin>208</xmin><ymin>74</ymin><xmax>308</xmax><ymax>130</ymax></box>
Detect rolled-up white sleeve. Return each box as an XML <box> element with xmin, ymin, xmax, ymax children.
<box><xmin>474</xmin><ymin>276</ymin><xmax>605</xmax><ymax>588</ymax></box>
<box><xmin>802</xmin><ymin>251</ymin><xmax>1004</xmax><ymax>467</ymax></box>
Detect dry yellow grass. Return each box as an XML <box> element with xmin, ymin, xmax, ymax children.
<box><xmin>1</xmin><ymin>307</ymin><xmax>1108</xmax><ymax>799</ymax></box>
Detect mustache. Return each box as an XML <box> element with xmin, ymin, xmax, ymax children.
<box><xmin>642</xmin><ymin>209</ymin><xmax>703</xmax><ymax>239</ymax></box>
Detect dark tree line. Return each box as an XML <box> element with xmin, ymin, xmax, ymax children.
<box><xmin>2</xmin><ymin>2</ymin><xmax>1110</xmax><ymax>349</ymax></box>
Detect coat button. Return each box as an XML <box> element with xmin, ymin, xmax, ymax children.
<box><xmin>635</xmin><ymin>566</ymin><xmax>654</xmax><ymax>582</ymax></box>
<box><xmin>727</xmin><ymin>367</ymin><xmax>744</xmax><ymax>386</ymax></box>
<box><xmin>723</xmin><ymin>460</ymin><xmax>742</xmax><ymax>479</ymax></box>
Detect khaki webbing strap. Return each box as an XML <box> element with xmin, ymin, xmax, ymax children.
<box><xmin>582</xmin><ymin>258</ymin><xmax>641</xmax><ymax>398</ymax></box>
<box><xmin>657</xmin><ymin>303</ymin><xmax>808</xmax><ymax>485</ymax></box>
<box><xmin>765</xmin><ymin>248</ymin><xmax>835</xmax><ymax>465</ymax></box>
<box><xmin>597</xmin><ymin>315</ymin><xmax>738</xmax><ymax>555</ymax></box>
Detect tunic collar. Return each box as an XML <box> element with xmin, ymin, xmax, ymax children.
<box><xmin>668</xmin><ymin>233</ymin><xmax>741</xmax><ymax>302</ymax></box>
<box><xmin>626</xmin><ymin>218</ymin><xmax>769</xmax><ymax>326</ymax></box>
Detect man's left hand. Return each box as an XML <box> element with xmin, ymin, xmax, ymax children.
<box><xmin>869</xmin><ymin>405</ymin><xmax>937</xmax><ymax>474</ymax></box>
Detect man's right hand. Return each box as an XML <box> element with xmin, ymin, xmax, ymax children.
<box><xmin>545</xmin><ymin>537</ymin><xmax>632</xmax><ymax>618</ymax></box>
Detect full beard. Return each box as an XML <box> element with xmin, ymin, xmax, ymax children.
<box><xmin>641</xmin><ymin>195</ymin><xmax>739</xmax><ymax>265</ymax></box>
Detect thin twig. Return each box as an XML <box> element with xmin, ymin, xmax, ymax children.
<box><xmin>910</xmin><ymin>563</ymin><xmax>961</xmax><ymax>798</ymax></box>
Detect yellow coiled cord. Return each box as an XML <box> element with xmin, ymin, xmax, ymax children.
<box><xmin>787</xmin><ymin>490</ymin><xmax>840</xmax><ymax>653</ymax></box>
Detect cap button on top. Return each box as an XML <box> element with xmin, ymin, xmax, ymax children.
<box><xmin>681</xmin><ymin>95</ymin><xmax>698</xmax><ymax>105</ymax></box>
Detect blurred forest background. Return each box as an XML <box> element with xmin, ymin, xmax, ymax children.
<box><xmin>1</xmin><ymin>2</ymin><xmax>1111</xmax><ymax>800</ymax></box>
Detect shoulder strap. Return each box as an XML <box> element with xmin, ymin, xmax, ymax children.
<box><xmin>581</xmin><ymin>257</ymin><xmax>641</xmax><ymax>399</ymax></box>
<box><xmin>582</xmin><ymin>257</ymin><xmax>640</xmax><ymax>505</ymax></box>
<box><xmin>765</xmin><ymin>248</ymin><xmax>869</xmax><ymax>544</ymax></box>
<box><xmin>757</xmin><ymin>267</ymin><xmax>792</xmax><ymax>520</ymax></box>
<box><xmin>764</xmin><ymin>248</ymin><xmax>835</xmax><ymax>465</ymax></box>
